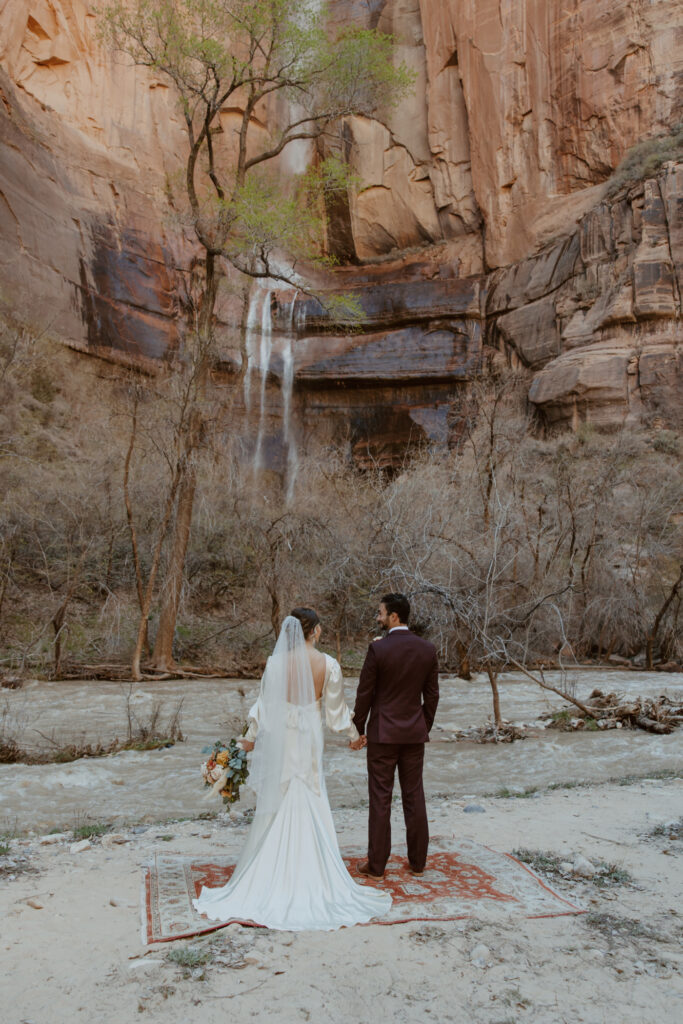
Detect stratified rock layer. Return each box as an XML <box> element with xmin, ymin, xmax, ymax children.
<box><xmin>0</xmin><ymin>0</ymin><xmax>681</xmax><ymax>453</ymax></box>
<box><xmin>492</xmin><ymin>166</ymin><xmax>682</xmax><ymax>429</ymax></box>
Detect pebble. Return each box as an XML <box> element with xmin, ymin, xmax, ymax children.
<box><xmin>572</xmin><ymin>854</ymin><xmax>596</xmax><ymax>878</ymax></box>
<box><xmin>559</xmin><ymin>861</ymin><xmax>574</xmax><ymax>874</ymax></box>
<box><xmin>26</xmin><ymin>899</ymin><xmax>43</xmax><ymax>910</ymax></box>
<box><xmin>463</xmin><ymin>805</ymin><xmax>486</xmax><ymax>814</ymax></box>
<box><xmin>470</xmin><ymin>943</ymin><xmax>491</xmax><ymax>967</ymax></box>
<box><xmin>70</xmin><ymin>839</ymin><xmax>92</xmax><ymax>854</ymax></box>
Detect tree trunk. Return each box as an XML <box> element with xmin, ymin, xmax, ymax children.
<box><xmin>145</xmin><ymin>254</ymin><xmax>217</xmax><ymax>673</ymax></box>
<box><xmin>123</xmin><ymin>396</ymin><xmax>149</xmax><ymax>655</ymax></box>
<box><xmin>151</xmin><ymin>462</ymin><xmax>198</xmax><ymax>671</ymax></box>
<box><xmin>486</xmin><ymin>665</ymin><xmax>503</xmax><ymax>728</ymax></box>
<box><xmin>131</xmin><ymin>464</ymin><xmax>183</xmax><ymax>681</ymax></box>
<box><xmin>52</xmin><ymin>610</ymin><xmax>66</xmax><ymax>679</ymax></box>
<box><xmin>456</xmin><ymin>640</ymin><xmax>472</xmax><ymax>680</ymax></box>
<box><xmin>50</xmin><ymin>545</ymin><xmax>90</xmax><ymax>679</ymax></box>
<box><xmin>269</xmin><ymin>587</ymin><xmax>281</xmax><ymax>637</ymax></box>
<box><xmin>646</xmin><ymin>564</ymin><xmax>682</xmax><ymax>669</ymax></box>
<box><xmin>0</xmin><ymin>547</ymin><xmax>12</xmax><ymax>629</ymax></box>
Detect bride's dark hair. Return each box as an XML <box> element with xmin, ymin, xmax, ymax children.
<box><xmin>290</xmin><ymin>607</ymin><xmax>321</xmax><ymax>639</ymax></box>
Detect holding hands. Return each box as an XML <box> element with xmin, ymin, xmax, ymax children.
<box><xmin>349</xmin><ymin>735</ymin><xmax>367</xmax><ymax>751</ymax></box>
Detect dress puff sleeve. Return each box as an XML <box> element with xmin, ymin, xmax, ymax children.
<box><xmin>241</xmin><ymin>698</ymin><xmax>261</xmax><ymax>744</ymax></box>
<box><xmin>324</xmin><ymin>657</ymin><xmax>360</xmax><ymax>742</ymax></box>
<box><xmin>241</xmin><ymin>660</ymin><xmax>268</xmax><ymax>744</ymax></box>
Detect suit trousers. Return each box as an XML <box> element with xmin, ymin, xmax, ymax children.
<box><xmin>366</xmin><ymin>741</ymin><xmax>428</xmax><ymax>875</ymax></box>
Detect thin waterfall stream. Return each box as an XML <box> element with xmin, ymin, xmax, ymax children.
<box><xmin>243</xmin><ymin>280</ymin><xmax>301</xmax><ymax>496</ymax></box>
<box><xmin>253</xmin><ymin>283</ymin><xmax>274</xmax><ymax>472</ymax></box>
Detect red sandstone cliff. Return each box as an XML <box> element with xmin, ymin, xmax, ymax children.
<box><xmin>0</xmin><ymin>1</ymin><xmax>680</xmax><ymax>442</ymax></box>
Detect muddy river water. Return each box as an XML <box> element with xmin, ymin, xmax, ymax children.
<box><xmin>1</xmin><ymin>670</ymin><xmax>681</xmax><ymax>832</ymax></box>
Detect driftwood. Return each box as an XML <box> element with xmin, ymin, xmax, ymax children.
<box><xmin>508</xmin><ymin>658</ymin><xmax>600</xmax><ymax>717</ymax></box>
<box><xmin>456</xmin><ymin>720</ymin><xmax>528</xmax><ymax>744</ymax></box>
<box><xmin>545</xmin><ymin>689</ymin><xmax>683</xmax><ymax>734</ymax></box>
<box><xmin>54</xmin><ymin>660</ymin><xmax>260</xmax><ymax>682</ymax></box>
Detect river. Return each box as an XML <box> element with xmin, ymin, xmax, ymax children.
<box><xmin>1</xmin><ymin>669</ymin><xmax>681</xmax><ymax>833</ymax></box>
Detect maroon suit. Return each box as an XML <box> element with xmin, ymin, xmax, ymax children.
<box><xmin>353</xmin><ymin>629</ymin><xmax>439</xmax><ymax>875</ymax></box>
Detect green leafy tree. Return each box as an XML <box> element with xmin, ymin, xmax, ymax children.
<box><xmin>99</xmin><ymin>0</ymin><xmax>412</xmax><ymax>676</ymax></box>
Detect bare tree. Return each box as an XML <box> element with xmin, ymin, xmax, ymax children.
<box><xmin>99</xmin><ymin>0</ymin><xmax>412</xmax><ymax>671</ymax></box>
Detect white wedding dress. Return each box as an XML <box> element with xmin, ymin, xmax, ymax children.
<box><xmin>193</xmin><ymin>617</ymin><xmax>391</xmax><ymax>931</ymax></box>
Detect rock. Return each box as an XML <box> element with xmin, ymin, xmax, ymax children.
<box><xmin>69</xmin><ymin>839</ymin><xmax>92</xmax><ymax>854</ymax></box>
<box><xmin>437</xmin><ymin>0</ymin><xmax>681</xmax><ymax>268</ymax></box>
<box><xmin>572</xmin><ymin>855</ymin><xmax>597</xmax><ymax>878</ymax></box>
<box><xmin>469</xmin><ymin>943</ymin><xmax>491</xmax><ymax>967</ymax></box>
<box><xmin>0</xmin><ymin>0</ymin><xmax>680</xmax><ymax>464</ymax></box>
<box><xmin>40</xmin><ymin>833</ymin><xmax>69</xmax><ymax>845</ymax></box>
<box><xmin>26</xmin><ymin>899</ymin><xmax>43</xmax><ymax>910</ymax></box>
<box><xmin>128</xmin><ymin>959</ymin><xmax>165</xmax><ymax>973</ymax></box>
<box><xmin>101</xmin><ymin>834</ymin><xmax>129</xmax><ymax>848</ymax></box>
<box><xmin>463</xmin><ymin>804</ymin><xmax>486</xmax><ymax>814</ymax></box>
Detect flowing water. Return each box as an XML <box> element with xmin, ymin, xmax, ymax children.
<box><xmin>243</xmin><ymin>280</ymin><xmax>300</xmax><ymax>496</ymax></box>
<box><xmin>253</xmin><ymin>282</ymin><xmax>274</xmax><ymax>472</ymax></box>
<box><xmin>1</xmin><ymin>670</ymin><xmax>681</xmax><ymax>833</ymax></box>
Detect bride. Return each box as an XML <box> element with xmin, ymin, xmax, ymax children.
<box><xmin>193</xmin><ymin>607</ymin><xmax>392</xmax><ymax>930</ymax></box>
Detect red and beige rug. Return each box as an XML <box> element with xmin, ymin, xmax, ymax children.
<box><xmin>142</xmin><ymin>837</ymin><xmax>583</xmax><ymax>944</ymax></box>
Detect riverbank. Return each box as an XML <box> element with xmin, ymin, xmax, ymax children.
<box><xmin>2</xmin><ymin>774</ymin><xmax>682</xmax><ymax>1024</ymax></box>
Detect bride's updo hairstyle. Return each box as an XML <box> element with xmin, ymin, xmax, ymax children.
<box><xmin>290</xmin><ymin>607</ymin><xmax>321</xmax><ymax>640</ymax></box>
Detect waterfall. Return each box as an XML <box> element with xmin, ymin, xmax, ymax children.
<box><xmin>253</xmin><ymin>284</ymin><xmax>274</xmax><ymax>472</ymax></box>
<box><xmin>243</xmin><ymin>280</ymin><xmax>302</xmax><ymax>496</ymax></box>
<box><xmin>243</xmin><ymin>284</ymin><xmax>268</xmax><ymax>413</ymax></box>
<box><xmin>282</xmin><ymin>292</ymin><xmax>299</xmax><ymax>503</ymax></box>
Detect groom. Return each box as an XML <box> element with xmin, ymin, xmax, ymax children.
<box><xmin>350</xmin><ymin>593</ymin><xmax>439</xmax><ymax>879</ymax></box>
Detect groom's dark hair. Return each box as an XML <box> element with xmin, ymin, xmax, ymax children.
<box><xmin>381</xmin><ymin>593</ymin><xmax>410</xmax><ymax>624</ymax></box>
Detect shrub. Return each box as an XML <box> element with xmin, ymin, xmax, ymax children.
<box><xmin>606</xmin><ymin>127</ymin><xmax>683</xmax><ymax>196</ymax></box>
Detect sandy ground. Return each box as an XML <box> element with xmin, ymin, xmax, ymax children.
<box><xmin>2</xmin><ymin>775</ymin><xmax>682</xmax><ymax>1024</ymax></box>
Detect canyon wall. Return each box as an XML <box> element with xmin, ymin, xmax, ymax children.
<box><xmin>0</xmin><ymin>1</ymin><xmax>680</xmax><ymax>455</ymax></box>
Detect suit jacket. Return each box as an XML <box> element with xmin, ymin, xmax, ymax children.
<box><xmin>353</xmin><ymin>629</ymin><xmax>439</xmax><ymax>744</ymax></box>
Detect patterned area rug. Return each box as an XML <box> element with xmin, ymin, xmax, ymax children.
<box><xmin>142</xmin><ymin>837</ymin><xmax>583</xmax><ymax>944</ymax></box>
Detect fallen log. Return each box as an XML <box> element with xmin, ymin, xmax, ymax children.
<box><xmin>634</xmin><ymin>715</ymin><xmax>674</xmax><ymax>734</ymax></box>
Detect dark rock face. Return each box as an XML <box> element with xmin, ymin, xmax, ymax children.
<box><xmin>266</xmin><ymin>264</ymin><xmax>483</xmax><ymax>468</ymax></box>
<box><xmin>0</xmin><ymin>69</ymin><xmax>184</xmax><ymax>369</ymax></box>
<box><xmin>78</xmin><ymin>224</ymin><xmax>180</xmax><ymax>363</ymax></box>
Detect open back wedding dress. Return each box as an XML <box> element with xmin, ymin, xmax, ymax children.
<box><xmin>193</xmin><ymin>617</ymin><xmax>392</xmax><ymax>930</ymax></box>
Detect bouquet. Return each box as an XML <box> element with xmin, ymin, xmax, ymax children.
<box><xmin>201</xmin><ymin>737</ymin><xmax>250</xmax><ymax>805</ymax></box>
